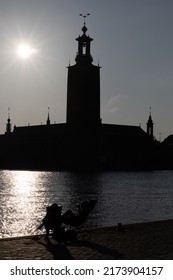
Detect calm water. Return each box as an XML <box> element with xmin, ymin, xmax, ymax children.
<box><xmin>0</xmin><ymin>170</ymin><xmax>173</xmax><ymax>238</ymax></box>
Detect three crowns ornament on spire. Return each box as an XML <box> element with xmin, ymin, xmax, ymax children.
<box><xmin>79</xmin><ymin>13</ymin><xmax>90</xmax><ymax>25</ymax></box>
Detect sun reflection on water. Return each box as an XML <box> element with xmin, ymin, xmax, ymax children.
<box><xmin>10</xmin><ymin>171</ymin><xmax>35</xmax><ymax>193</ymax></box>
<box><xmin>0</xmin><ymin>170</ymin><xmax>100</xmax><ymax>238</ymax></box>
<box><xmin>0</xmin><ymin>170</ymin><xmax>49</xmax><ymax>238</ymax></box>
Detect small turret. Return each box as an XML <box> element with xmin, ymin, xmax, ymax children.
<box><xmin>146</xmin><ymin>108</ymin><xmax>154</xmax><ymax>138</ymax></box>
<box><xmin>6</xmin><ymin>107</ymin><xmax>12</xmax><ymax>134</ymax></box>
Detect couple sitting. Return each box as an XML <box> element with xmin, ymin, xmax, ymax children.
<box><xmin>37</xmin><ymin>199</ymin><xmax>97</xmax><ymax>240</ymax></box>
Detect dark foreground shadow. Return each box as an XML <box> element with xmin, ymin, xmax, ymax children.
<box><xmin>38</xmin><ymin>240</ymin><xmax>74</xmax><ymax>260</ymax></box>
<box><xmin>37</xmin><ymin>237</ymin><xmax>124</xmax><ymax>259</ymax></box>
<box><xmin>71</xmin><ymin>239</ymin><xmax>124</xmax><ymax>259</ymax></box>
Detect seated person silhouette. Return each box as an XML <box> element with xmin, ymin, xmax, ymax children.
<box><xmin>37</xmin><ymin>203</ymin><xmax>62</xmax><ymax>239</ymax></box>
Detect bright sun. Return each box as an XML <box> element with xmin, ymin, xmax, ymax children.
<box><xmin>17</xmin><ymin>44</ymin><xmax>34</xmax><ymax>59</ymax></box>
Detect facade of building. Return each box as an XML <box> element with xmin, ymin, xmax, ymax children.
<box><xmin>0</xmin><ymin>23</ymin><xmax>157</xmax><ymax>171</ymax></box>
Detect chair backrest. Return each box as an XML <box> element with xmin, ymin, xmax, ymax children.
<box><xmin>64</xmin><ymin>199</ymin><xmax>97</xmax><ymax>227</ymax></box>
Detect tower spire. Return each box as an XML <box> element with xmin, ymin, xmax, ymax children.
<box><xmin>75</xmin><ymin>13</ymin><xmax>93</xmax><ymax>64</ymax></box>
<box><xmin>6</xmin><ymin>107</ymin><xmax>12</xmax><ymax>134</ymax></box>
<box><xmin>8</xmin><ymin>106</ymin><xmax>10</xmax><ymax>119</ymax></box>
<box><xmin>146</xmin><ymin>107</ymin><xmax>154</xmax><ymax>138</ymax></box>
<box><xmin>47</xmin><ymin>107</ymin><xmax>50</xmax><ymax>125</ymax></box>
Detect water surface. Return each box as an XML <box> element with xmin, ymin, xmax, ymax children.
<box><xmin>0</xmin><ymin>170</ymin><xmax>173</xmax><ymax>238</ymax></box>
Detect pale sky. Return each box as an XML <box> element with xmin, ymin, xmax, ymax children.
<box><xmin>0</xmin><ymin>0</ymin><xmax>172</xmax><ymax>141</ymax></box>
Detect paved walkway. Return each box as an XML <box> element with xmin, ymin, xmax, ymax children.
<box><xmin>1</xmin><ymin>220</ymin><xmax>173</xmax><ymax>259</ymax></box>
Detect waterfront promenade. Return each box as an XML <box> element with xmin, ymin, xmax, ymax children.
<box><xmin>0</xmin><ymin>219</ymin><xmax>173</xmax><ymax>260</ymax></box>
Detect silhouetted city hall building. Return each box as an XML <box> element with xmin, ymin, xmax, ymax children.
<box><xmin>0</xmin><ymin>23</ymin><xmax>168</xmax><ymax>171</ymax></box>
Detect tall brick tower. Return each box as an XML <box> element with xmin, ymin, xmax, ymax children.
<box><xmin>66</xmin><ymin>17</ymin><xmax>101</xmax><ymax>169</ymax></box>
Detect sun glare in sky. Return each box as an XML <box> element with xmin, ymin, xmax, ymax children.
<box><xmin>17</xmin><ymin>43</ymin><xmax>35</xmax><ymax>59</ymax></box>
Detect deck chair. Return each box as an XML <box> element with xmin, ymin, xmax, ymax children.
<box><xmin>62</xmin><ymin>199</ymin><xmax>97</xmax><ymax>239</ymax></box>
<box><xmin>62</xmin><ymin>199</ymin><xmax>97</xmax><ymax>227</ymax></box>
